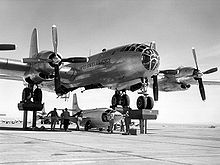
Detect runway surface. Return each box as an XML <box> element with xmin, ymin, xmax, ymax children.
<box><xmin>0</xmin><ymin>123</ymin><xmax>220</xmax><ymax>165</ymax></box>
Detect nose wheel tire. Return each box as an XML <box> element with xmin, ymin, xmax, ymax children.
<box><xmin>137</xmin><ymin>96</ymin><xmax>154</xmax><ymax>110</ymax></box>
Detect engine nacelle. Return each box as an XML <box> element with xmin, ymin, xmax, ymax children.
<box><xmin>175</xmin><ymin>67</ymin><xmax>194</xmax><ymax>78</ymax></box>
<box><xmin>159</xmin><ymin>81</ymin><xmax>191</xmax><ymax>92</ymax></box>
<box><xmin>31</xmin><ymin>50</ymin><xmax>62</xmax><ymax>75</ymax></box>
<box><xmin>24</xmin><ymin>72</ymin><xmax>53</xmax><ymax>84</ymax></box>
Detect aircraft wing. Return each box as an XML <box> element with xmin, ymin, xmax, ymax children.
<box><xmin>0</xmin><ymin>58</ymin><xmax>29</xmax><ymax>81</ymax></box>
<box><xmin>187</xmin><ymin>80</ymin><xmax>220</xmax><ymax>85</ymax></box>
<box><xmin>0</xmin><ymin>74</ymin><xmax>23</xmax><ymax>81</ymax></box>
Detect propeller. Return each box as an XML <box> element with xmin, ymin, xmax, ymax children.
<box><xmin>152</xmin><ymin>75</ymin><xmax>158</xmax><ymax>101</ymax></box>
<box><xmin>50</xmin><ymin>25</ymin><xmax>88</xmax><ymax>95</ymax></box>
<box><xmin>192</xmin><ymin>47</ymin><xmax>206</xmax><ymax>101</ymax></box>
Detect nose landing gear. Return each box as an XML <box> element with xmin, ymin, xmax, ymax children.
<box><xmin>111</xmin><ymin>78</ymin><xmax>154</xmax><ymax>110</ymax></box>
<box><xmin>137</xmin><ymin>78</ymin><xmax>154</xmax><ymax>110</ymax></box>
<box><xmin>136</xmin><ymin>95</ymin><xmax>154</xmax><ymax>110</ymax></box>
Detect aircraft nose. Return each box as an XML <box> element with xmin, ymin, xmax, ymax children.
<box><xmin>141</xmin><ymin>49</ymin><xmax>160</xmax><ymax>71</ymax></box>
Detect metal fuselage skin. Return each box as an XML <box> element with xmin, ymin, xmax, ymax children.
<box><xmin>0</xmin><ymin>43</ymin><xmax>160</xmax><ymax>94</ymax></box>
<box><xmin>41</xmin><ymin>44</ymin><xmax>160</xmax><ymax>92</ymax></box>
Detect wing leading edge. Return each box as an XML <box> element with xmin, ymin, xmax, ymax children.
<box><xmin>0</xmin><ymin>58</ymin><xmax>29</xmax><ymax>81</ymax></box>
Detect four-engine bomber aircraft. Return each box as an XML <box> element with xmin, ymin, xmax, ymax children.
<box><xmin>0</xmin><ymin>25</ymin><xmax>219</xmax><ymax>112</ymax></box>
<box><xmin>0</xmin><ymin>25</ymin><xmax>160</xmax><ymax>110</ymax></box>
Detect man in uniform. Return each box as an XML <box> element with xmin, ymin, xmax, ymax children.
<box><xmin>109</xmin><ymin>110</ymin><xmax>115</xmax><ymax>133</ymax></box>
<box><xmin>63</xmin><ymin>108</ymin><xmax>70</xmax><ymax>131</ymax></box>
<box><xmin>47</xmin><ymin>108</ymin><xmax>59</xmax><ymax>130</ymax></box>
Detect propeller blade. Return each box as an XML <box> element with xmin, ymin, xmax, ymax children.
<box><xmin>159</xmin><ymin>69</ymin><xmax>178</xmax><ymax>75</ymax></box>
<box><xmin>23</xmin><ymin>58</ymin><xmax>52</xmax><ymax>63</ymax></box>
<box><xmin>152</xmin><ymin>75</ymin><xmax>158</xmax><ymax>101</ymax></box>
<box><xmin>61</xmin><ymin>57</ymin><xmax>88</xmax><ymax>63</ymax></box>
<box><xmin>192</xmin><ymin>47</ymin><xmax>199</xmax><ymax>70</ymax></box>
<box><xmin>29</xmin><ymin>28</ymin><xmax>38</xmax><ymax>57</ymax></box>
<box><xmin>203</xmin><ymin>67</ymin><xmax>218</xmax><ymax>74</ymax></box>
<box><xmin>52</xmin><ymin>25</ymin><xmax>58</xmax><ymax>55</ymax></box>
<box><xmin>54</xmin><ymin>64</ymin><xmax>60</xmax><ymax>94</ymax></box>
<box><xmin>0</xmin><ymin>44</ymin><xmax>16</xmax><ymax>51</ymax></box>
<box><xmin>197</xmin><ymin>78</ymin><xmax>206</xmax><ymax>101</ymax></box>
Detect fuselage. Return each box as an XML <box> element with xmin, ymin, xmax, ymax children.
<box><xmin>41</xmin><ymin>43</ymin><xmax>160</xmax><ymax>92</ymax></box>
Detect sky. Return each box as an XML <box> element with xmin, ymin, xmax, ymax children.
<box><xmin>0</xmin><ymin>0</ymin><xmax>220</xmax><ymax>124</ymax></box>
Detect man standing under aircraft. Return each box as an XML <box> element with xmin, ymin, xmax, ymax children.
<box><xmin>60</xmin><ymin>110</ymin><xmax>64</xmax><ymax>130</ymax></box>
<box><xmin>109</xmin><ymin>110</ymin><xmax>115</xmax><ymax>133</ymax></box>
<box><xmin>63</xmin><ymin>108</ymin><xmax>70</xmax><ymax>131</ymax></box>
<box><xmin>72</xmin><ymin>110</ymin><xmax>83</xmax><ymax>131</ymax></box>
<box><xmin>123</xmin><ymin>107</ymin><xmax>131</xmax><ymax>135</ymax></box>
<box><xmin>46</xmin><ymin>108</ymin><xmax>59</xmax><ymax>130</ymax></box>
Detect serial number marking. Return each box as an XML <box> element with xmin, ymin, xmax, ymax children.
<box><xmin>81</xmin><ymin>58</ymin><xmax>111</xmax><ymax>70</ymax></box>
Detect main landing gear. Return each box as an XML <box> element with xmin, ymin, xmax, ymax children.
<box><xmin>111</xmin><ymin>90</ymin><xmax>130</xmax><ymax>108</ymax></box>
<box><xmin>111</xmin><ymin>78</ymin><xmax>154</xmax><ymax>110</ymax></box>
<box><xmin>136</xmin><ymin>78</ymin><xmax>154</xmax><ymax>110</ymax></box>
<box><xmin>18</xmin><ymin>84</ymin><xmax>44</xmax><ymax>129</ymax></box>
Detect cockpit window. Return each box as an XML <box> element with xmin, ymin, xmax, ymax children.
<box><xmin>129</xmin><ymin>46</ymin><xmax>136</xmax><ymax>51</ymax></box>
<box><xmin>120</xmin><ymin>43</ymin><xmax>159</xmax><ymax>71</ymax></box>
<box><xmin>143</xmin><ymin>49</ymin><xmax>151</xmax><ymax>55</ymax></box>
<box><xmin>142</xmin><ymin>55</ymin><xmax>150</xmax><ymax>63</ymax></box>
<box><xmin>136</xmin><ymin>47</ymin><xmax>144</xmax><ymax>52</ymax></box>
<box><xmin>120</xmin><ymin>43</ymin><xmax>151</xmax><ymax>53</ymax></box>
<box><xmin>120</xmin><ymin>46</ymin><xmax>127</xmax><ymax>52</ymax></box>
<box><xmin>124</xmin><ymin>46</ymin><xmax>131</xmax><ymax>51</ymax></box>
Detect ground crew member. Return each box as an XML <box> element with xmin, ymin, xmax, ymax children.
<box><xmin>63</xmin><ymin>108</ymin><xmax>70</xmax><ymax>131</ymax></box>
<box><xmin>109</xmin><ymin>110</ymin><xmax>115</xmax><ymax>133</ymax></box>
<box><xmin>60</xmin><ymin>110</ymin><xmax>64</xmax><ymax>129</ymax></box>
<box><xmin>124</xmin><ymin>110</ymin><xmax>130</xmax><ymax>134</ymax></box>
<box><xmin>46</xmin><ymin>108</ymin><xmax>59</xmax><ymax>130</ymax></box>
<box><xmin>120</xmin><ymin>116</ymin><xmax>125</xmax><ymax>132</ymax></box>
<box><xmin>73</xmin><ymin>110</ymin><xmax>83</xmax><ymax>131</ymax></box>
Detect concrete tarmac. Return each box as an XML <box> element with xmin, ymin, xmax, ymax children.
<box><xmin>0</xmin><ymin>123</ymin><xmax>220</xmax><ymax>165</ymax></box>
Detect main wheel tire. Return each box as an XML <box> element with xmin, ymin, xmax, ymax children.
<box><xmin>22</xmin><ymin>88</ymin><xmax>32</xmax><ymax>102</ymax></box>
<box><xmin>111</xmin><ymin>94</ymin><xmax>120</xmax><ymax>107</ymax></box>
<box><xmin>146</xmin><ymin>96</ymin><xmax>154</xmax><ymax>110</ymax></box>
<box><xmin>121</xmin><ymin>94</ymin><xmax>130</xmax><ymax>107</ymax></box>
<box><xmin>33</xmin><ymin>88</ymin><xmax>42</xmax><ymax>103</ymax></box>
<box><xmin>136</xmin><ymin>96</ymin><xmax>147</xmax><ymax>110</ymax></box>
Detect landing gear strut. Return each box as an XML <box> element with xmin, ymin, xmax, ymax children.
<box><xmin>137</xmin><ymin>78</ymin><xmax>154</xmax><ymax>110</ymax></box>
